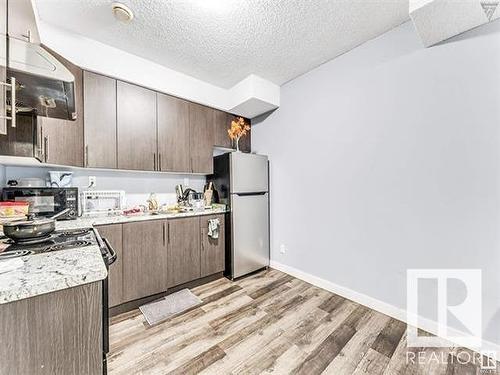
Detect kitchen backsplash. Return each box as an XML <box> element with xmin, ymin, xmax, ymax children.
<box><xmin>0</xmin><ymin>165</ymin><xmax>207</xmax><ymax>208</ymax></box>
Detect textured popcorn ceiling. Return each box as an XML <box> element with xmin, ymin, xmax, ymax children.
<box><xmin>34</xmin><ymin>0</ymin><xmax>409</xmax><ymax>88</ymax></box>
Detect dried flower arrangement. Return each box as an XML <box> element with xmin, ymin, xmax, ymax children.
<box><xmin>227</xmin><ymin>117</ymin><xmax>250</xmax><ymax>152</ymax></box>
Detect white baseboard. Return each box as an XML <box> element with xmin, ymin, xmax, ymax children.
<box><xmin>270</xmin><ymin>260</ymin><xmax>500</xmax><ymax>359</ymax></box>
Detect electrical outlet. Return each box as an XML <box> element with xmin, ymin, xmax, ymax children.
<box><xmin>280</xmin><ymin>244</ymin><xmax>287</xmax><ymax>254</ymax></box>
<box><xmin>88</xmin><ymin>176</ymin><xmax>97</xmax><ymax>187</ymax></box>
<box><xmin>183</xmin><ymin>178</ymin><xmax>190</xmax><ymax>187</ymax></box>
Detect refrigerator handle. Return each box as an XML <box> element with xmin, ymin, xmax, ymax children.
<box><xmin>233</xmin><ymin>192</ymin><xmax>267</xmax><ymax>197</ymax></box>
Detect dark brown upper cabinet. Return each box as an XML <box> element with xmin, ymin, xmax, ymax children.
<box><xmin>0</xmin><ymin>114</ymin><xmax>36</xmax><ymax>158</ymax></box>
<box><xmin>189</xmin><ymin>103</ymin><xmax>214</xmax><ymax>174</ymax></box>
<box><xmin>36</xmin><ymin>48</ymin><xmax>84</xmax><ymax>167</ymax></box>
<box><xmin>157</xmin><ymin>93</ymin><xmax>190</xmax><ymax>173</ymax></box>
<box><xmin>83</xmin><ymin>71</ymin><xmax>117</xmax><ymax>169</ymax></box>
<box><xmin>239</xmin><ymin>121</ymin><xmax>252</xmax><ymax>153</ymax></box>
<box><xmin>116</xmin><ymin>81</ymin><xmax>157</xmax><ymax>171</ymax></box>
<box><xmin>213</xmin><ymin>110</ymin><xmax>251</xmax><ymax>153</ymax></box>
<box><xmin>213</xmin><ymin>109</ymin><xmax>233</xmax><ymax>149</ymax></box>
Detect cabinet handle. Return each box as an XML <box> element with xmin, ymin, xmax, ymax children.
<box><xmin>153</xmin><ymin>153</ymin><xmax>156</xmax><ymax>171</ymax></box>
<box><xmin>38</xmin><ymin>125</ymin><xmax>44</xmax><ymax>161</ymax></box>
<box><xmin>0</xmin><ymin>77</ymin><xmax>17</xmax><ymax>133</ymax></box>
<box><xmin>158</xmin><ymin>153</ymin><xmax>162</xmax><ymax>171</ymax></box>
<box><xmin>167</xmin><ymin>222</ymin><xmax>170</xmax><ymax>244</ymax></box>
<box><xmin>10</xmin><ymin>77</ymin><xmax>15</xmax><ymax>129</ymax></box>
<box><xmin>162</xmin><ymin>222</ymin><xmax>166</xmax><ymax>246</ymax></box>
<box><xmin>44</xmin><ymin>136</ymin><xmax>49</xmax><ymax>162</ymax></box>
<box><xmin>84</xmin><ymin>145</ymin><xmax>89</xmax><ymax>167</ymax></box>
<box><xmin>201</xmin><ymin>230</ymin><xmax>204</xmax><ymax>252</ymax></box>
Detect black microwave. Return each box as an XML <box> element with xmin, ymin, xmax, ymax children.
<box><xmin>1</xmin><ymin>187</ymin><xmax>78</xmax><ymax>220</ymax></box>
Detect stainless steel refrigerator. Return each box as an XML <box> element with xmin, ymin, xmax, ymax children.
<box><xmin>212</xmin><ymin>152</ymin><xmax>269</xmax><ymax>279</ymax></box>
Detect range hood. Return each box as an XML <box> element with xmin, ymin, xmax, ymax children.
<box><xmin>7</xmin><ymin>37</ymin><xmax>76</xmax><ymax>120</ymax></box>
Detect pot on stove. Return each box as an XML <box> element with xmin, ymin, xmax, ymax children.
<box><xmin>2</xmin><ymin>208</ymin><xmax>72</xmax><ymax>242</ymax></box>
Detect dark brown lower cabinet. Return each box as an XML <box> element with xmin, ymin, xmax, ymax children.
<box><xmin>167</xmin><ymin>217</ymin><xmax>201</xmax><ymax>287</ymax></box>
<box><xmin>105</xmin><ymin>215</ymin><xmax>225</xmax><ymax>305</ymax></box>
<box><xmin>200</xmin><ymin>214</ymin><xmax>225</xmax><ymax>277</ymax></box>
<box><xmin>122</xmin><ymin>220</ymin><xmax>168</xmax><ymax>302</ymax></box>
<box><xmin>0</xmin><ymin>282</ymin><xmax>102</xmax><ymax>375</ymax></box>
<box><xmin>96</xmin><ymin>224</ymin><xmax>123</xmax><ymax>307</ymax></box>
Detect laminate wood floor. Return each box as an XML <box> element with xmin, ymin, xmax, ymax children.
<box><xmin>109</xmin><ymin>268</ymin><xmax>498</xmax><ymax>375</ymax></box>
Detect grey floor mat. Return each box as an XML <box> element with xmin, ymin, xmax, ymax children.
<box><xmin>139</xmin><ymin>289</ymin><xmax>203</xmax><ymax>326</ymax></box>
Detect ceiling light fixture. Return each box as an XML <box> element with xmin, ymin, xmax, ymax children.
<box><xmin>112</xmin><ymin>2</ymin><xmax>134</xmax><ymax>23</ymax></box>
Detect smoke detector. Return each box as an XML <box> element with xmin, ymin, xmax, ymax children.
<box><xmin>112</xmin><ymin>2</ymin><xmax>134</xmax><ymax>23</ymax></box>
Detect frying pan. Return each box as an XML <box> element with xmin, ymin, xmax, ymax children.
<box><xmin>3</xmin><ymin>208</ymin><xmax>72</xmax><ymax>241</ymax></box>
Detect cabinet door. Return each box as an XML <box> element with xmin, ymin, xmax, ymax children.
<box><xmin>189</xmin><ymin>103</ymin><xmax>214</xmax><ymax>174</ymax></box>
<box><xmin>200</xmin><ymin>214</ymin><xmax>225</xmax><ymax>277</ymax></box>
<box><xmin>0</xmin><ymin>114</ymin><xmax>36</xmax><ymax>157</ymax></box>
<box><xmin>122</xmin><ymin>220</ymin><xmax>168</xmax><ymax>302</ymax></box>
<box><xmin>117</xmin><ymin>81</ymin><xmax>157</xmax><ymax>171</ymax></box>
<box><xmin>96</xmin><ymin>224</ymin><xmax>123</xmax><ymax>307</ymax></box>
<box><xmin>213</xmin><ymin>110</ymin><xmax>232</xmax><ymax>149</ymax></box>
<box><xmin>0</xmin><ymin>0</ymin><xmax>6</xmax><ymax>137</ymax></box>
<box><xmin>36</xmin><ymin>48</ymin><xmax>84</xmax><ymax>167</ymax></box>
<box><xmin>167</xmin><ymin>217</ymin><xmax>200</xmax><ymax>287</ymax></box>
<box><xmin>157</xmin><ymin>93</ymin><xmax>190</xmax><ymax>172</ymax></box>
<box><xmin>83</xmin><ymin>71</ymin><xmax>117</xmax><ymax>168</ymax></box>
<box><xmin>239</xmin><ymin>119</ymin><xmax>251</xmax><ymax>153</ymax></box>
<box><xmin>0</xmin><ymin>282</ymin><xmax>102</xmax><ymax>375</ymax></box>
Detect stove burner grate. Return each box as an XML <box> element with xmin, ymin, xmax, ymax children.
<box><xmin>46</xmin><ymin>240</ymin><xmax>93</xmax><ymax>252</ymax></box>
<box><xmin>0</xmin><ymin>250</ymin><xmax>33</xmax><ymax>259</ymax></box>
<box><xmin>58</xmin><ymin>229</ymin><xmax>92</xmax><ymax>237</ymax></box>
<box><xmin>7</xmin><ymin>235</ymin><xmax>56</xmax><ymax>245</ymax></box>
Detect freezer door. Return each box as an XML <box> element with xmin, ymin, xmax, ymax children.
<box><xmin>230</xmin><ymin>153</ymin><xmax>268</xmax><ymax>194</ymax></box>
<box><xmin>231</xmin><ymin>193</ymin><xmax>269</xmax><ymax>278</ymax></box>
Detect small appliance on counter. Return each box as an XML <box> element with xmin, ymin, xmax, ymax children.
<box><xmin>80</xmin><ymin>190</ymin><xmax>125</xmax><ymax>217</ymax></box>
<box><xmin>1</xmin><ymin>187</ymin><xmax>78</xmax><ymax>220</ymax></box>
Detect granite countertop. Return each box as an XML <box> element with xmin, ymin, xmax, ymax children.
<box><xmin>55</xmin><ymin>206</ymin><xmax>228</xmax><ymax>231</ymax></box>
<box><xmin>0</xmin><ymin>207</ymin><xmax>227</xmax><ymax>305</ymax></box>
<box><xmin>0</xmin><ymin>245</ymin><xmax>107</xmax><ymax>305</ymax></box>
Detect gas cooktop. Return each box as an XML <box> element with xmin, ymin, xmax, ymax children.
<box><xmin>0</xmin><ymin>228</ymin><xmax>98</xmax><ymax>260</ymax></box>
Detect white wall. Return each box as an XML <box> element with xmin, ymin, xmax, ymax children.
<box><xmin>36</xmin><ymin>21</ymin><xmax>279</xmax><ymax>118</ymax></box>
<box><xmin>252</xmin><ymin>20</ymin><xmax>500</xmax><ymax>346</ymax></box>
<box><xmin>2</xmin><ymin>166</ymin><xmax>206</xmax><ymax>207</ymax></box>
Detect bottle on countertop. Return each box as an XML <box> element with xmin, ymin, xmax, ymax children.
<box><xmin>204</xmin><ymin>182</ymin><xmax>213</xmax><ymax>206</ymax></box>
<box><xmin>147</xmin><ymin>193</ymin><xmax>159</xmax><ymax>212</ymax></box>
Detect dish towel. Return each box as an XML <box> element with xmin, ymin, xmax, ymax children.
<box><xmin>207</xmin><ymin>218</ymin><xmax>220</xmax><ymax>239</ymax></box>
